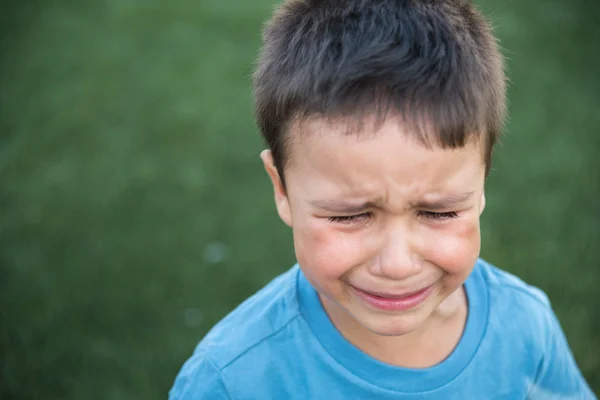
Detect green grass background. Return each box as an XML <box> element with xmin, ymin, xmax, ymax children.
<box><xmin>1</xmin><ymin>0</ymin><xmax>598</xmax><ymax>398</ymax></box>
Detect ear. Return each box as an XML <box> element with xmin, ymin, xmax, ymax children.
<box><xmin>479</xmin><ymin>191</ymin><xmax>486</xmax><ymax>216</ymax></box>
<box><xmin>260</xmin><ymin>150</ymin><xmax>293</xmax><ymax>227</ymax></box>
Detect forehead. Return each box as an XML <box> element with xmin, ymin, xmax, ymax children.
<box><xmin>284</xmin><ymin>116</ymin><xmax>485</xmax><ymax>200</ymax></box>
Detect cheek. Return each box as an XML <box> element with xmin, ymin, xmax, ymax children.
<box><xmin>293</xmin><ymin>220</ymin><xmax>369</xmax><ymax>280</ymax></box>
<box><xmin>423</xmin><ymin>218</ymin><xmax>481</xmax><ymax>275</ymax></box>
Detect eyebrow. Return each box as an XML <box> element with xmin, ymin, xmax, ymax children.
<box><xmin>309</xmin><ymin>199</ymin><xmax>380</xmax><ymax>214</ymax></box>
<box><xmin>310</xmin><ymin>191</ymin><xmax>475</xmax><ymax>214</ymax></box>
<box><xmin>411</xmin><ymin>191</ymin><xmax>475</xmax><ymax>211</ymax></box>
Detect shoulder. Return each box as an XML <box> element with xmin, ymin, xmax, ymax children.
<box><xmin>198</xmin><ymin>265</ymin><xmax>302</xmax><ymax>367</ymax></box>
<box><xmin>169</xmin><ymin>350</ymin><xmax>230</xmax><ymax>399</ymax></box>
<box><xmin>475</xmin><ymin>258</ymin><xmax>556</xmax><ymax>350</ymax></box>
<box><xmin>475</xmin><ymin>260</ymin><xmax>596</xmax><ymax>398</ymax></box>
<box><xmin>170</xmin><ymin>265</ymin><xmax>302</xmax><ymax>399</ymax></box>
<box><xmin>476</xmin><ymin>258</ymin><xmax>551</xmax><ymax>308</ymax></box>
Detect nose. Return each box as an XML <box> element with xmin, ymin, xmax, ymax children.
<box><xmin>369</xmin><ymin>225</ymin><xmax>423</xmax><ymax>280</ymax></box>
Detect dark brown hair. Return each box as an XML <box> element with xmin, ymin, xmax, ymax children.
<box><xmin>253</xmin><ymin>0</ymin><xmax>506</xmax><ymax>184</ymax></box>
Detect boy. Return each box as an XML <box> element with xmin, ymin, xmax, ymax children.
<box><xmin>171</xmin><ymin>0</ymin><xmax>595</xmax><ymax>398</ymax></box>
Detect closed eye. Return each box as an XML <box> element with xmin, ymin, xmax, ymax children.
<box><xmin>418</xmin><ymin>211</ymin><xmax>459</xmax><ymax>221</ymax></box>
<box><xmin>328</xmin><ymin>212</ymin><xmax>371</xmax><ymax>224</ymax></box>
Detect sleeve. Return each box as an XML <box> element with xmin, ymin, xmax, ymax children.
<box><xmin>169</xmin><ymin>352</ymin><xmax>231</xmax><ymax>400</ymax></box>
<box><xmin>528</xmin><ymin>306</ymin><xmax>597</xmax><ymax>400</ymax></box>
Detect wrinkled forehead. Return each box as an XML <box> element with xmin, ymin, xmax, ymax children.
<box><xmin>282</xmin><ymin>115</ymin><xmax>486</xmax><ymax>201</ymax></box>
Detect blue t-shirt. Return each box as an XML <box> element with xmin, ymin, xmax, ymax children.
<box><xmin>170</xmin><ymin>259</ymin><xmax>595</xmax><ymax>399</ymax></box>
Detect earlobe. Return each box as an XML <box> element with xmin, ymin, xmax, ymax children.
<box><xmin>260</xmin><ymin>150</ymin><xmax>293</xmax><ymax>227</ymax></box>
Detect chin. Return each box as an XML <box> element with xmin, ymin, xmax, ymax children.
<box><xmin>360</xmin><ymin>313</ymin><xmax>429</xmax><ymax>337</ymax></box>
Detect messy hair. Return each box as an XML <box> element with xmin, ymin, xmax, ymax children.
<box><xmin>253</xmin><ymin>0</ymin><xmax>506</xmax><ymax>184</ymax></box>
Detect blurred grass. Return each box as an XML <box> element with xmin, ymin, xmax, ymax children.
<box><xmin>0</xmin><ymin>0</ymin><xmax>598</xmax><ymax>398</ymax></box>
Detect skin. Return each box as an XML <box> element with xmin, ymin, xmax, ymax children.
<box><xmin>261</xmin><ymin>116</ymin><xmax>487</xmax><ymax>368</ymax></box>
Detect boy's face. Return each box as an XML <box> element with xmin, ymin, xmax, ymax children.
<box><xmin>262</xmin><ymin>116</ymin><xmax>486</xmax><ymax>338</ymax></box>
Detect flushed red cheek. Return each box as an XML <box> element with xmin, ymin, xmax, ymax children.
<box><xmin>426</xmin><ymin>220</ymin><xmax>481</xmax><ymax>274</ymax></box>
<box><xmin>294</xmin><ymin>223</ymin><xmax>364</xmax><ymax>280</ymax></box>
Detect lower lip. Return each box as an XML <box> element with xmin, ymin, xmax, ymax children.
<box><xmin>352</xmin><ymin>284</ymin><xmax>435</xmax><ymax>312</ymax></box>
